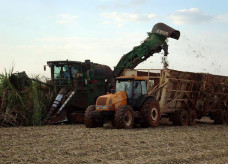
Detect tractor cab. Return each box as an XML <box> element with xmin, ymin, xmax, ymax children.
<box><xmin>115</xmin><ymin>76</ymin><xmax>148</xmax><ymax>108</ymax></box>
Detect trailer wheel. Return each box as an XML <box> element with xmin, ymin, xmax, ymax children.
<box><xmin>178</xmin><ymin>110</ymin><xmax>189</xmax><ymax>126</ymax></box>
<box><xmin>226</xmin><ymin>111</ymin><xmax>228</xmax><ymax>124</ymax></box>
<box><xmin>171</xmin><ymin>110</ymin><xmax>180</xmax><ymax>126</ymax></box>
<box><xmin>189</xmin><ymin>111</ymin><xmax>197</xmax><ymax>126</ymax></box>
<box><xmin>214</xmin><ymin>110</ymin><xmax>226</xmax><ymax>124</ymax></box>
<box><xmin>140</xmin><ymin>98</ymin><xmax>160</xmax><ymax>127</ymax></box>
<box><xmin>114</xmin><ymin>105</ymin><xmax>134</xmax><ymax>129</ymax></box>
<box><xmin>84</xmin><ymin>105</ymin><xmax>98</xmax><ymax>128</ymax></box>
<box><xmin>196</xmin><ymin>112</ymin><xmax>203</xmax><ymax>120</ymax></box>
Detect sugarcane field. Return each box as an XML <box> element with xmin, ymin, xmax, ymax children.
<box><xmin>0</xmin><ymin>1</ymin><xmax>228</xmax><ymax>164</ymax></box>
<box><xmin>1</xmin><ymin>119</ymin><xmax>228</xmax><ymax>164</ymax></box>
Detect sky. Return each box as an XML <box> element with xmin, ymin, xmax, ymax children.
<box><xmin>0</xmin><ymin>0</ymin><xmax>228</xmax><ymax>78</ymax></box>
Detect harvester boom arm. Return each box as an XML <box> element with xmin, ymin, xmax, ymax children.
<box><xmin>113</xmin><ymin>23</ymin><xmax>180</xmax><ymax>77</ymax></box>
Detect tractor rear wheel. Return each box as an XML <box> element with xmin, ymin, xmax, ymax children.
<box><xmin>84</xmin><ymin>105</ymin><xmax>99</xmax><ymax>128</ymax></box>
<box><xmin>171</xmin><ymin>110</ymin><xmax>180</xmax><ymax>126</ymax></box>
<box><xmin>189</xmin><ymin>110</ymin><xmax>197</xmax><ymax>126</ymax></box>
<box><xmin>140</xmin><ymin>98</ymin><xmax>160</xmax><ymax>127</ymax></box>
<box><xmin>177</xmin><ymin>110</ymin><xmax>189</xmax><ymax>126</ymax></box>
<box><xmin>114</xmin><ymin>105</ymin><xmax>134</xmax><ymax>129</ymax></box>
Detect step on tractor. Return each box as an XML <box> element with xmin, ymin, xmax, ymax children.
<box><xmin>85</xmin><ymin>76</ymin><xmax>161</xmax><ymax>129</ymax></box>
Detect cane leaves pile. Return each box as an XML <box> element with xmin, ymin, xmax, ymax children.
<box><xmin>0</xmin><ymin>69</ymin><xmax>52</xmax><ymax>127</ymax></box>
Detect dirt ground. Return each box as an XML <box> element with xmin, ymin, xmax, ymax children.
<box><xmin>0</xmin><ymin>118</ymin><xmax>228</xmax><ymax>164</ymax></box>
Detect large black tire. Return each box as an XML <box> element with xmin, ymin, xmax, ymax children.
<box><xmin>196</xmin><ymin>111</ymin><xmax>203</xmax><ymax>120</ymax></box>
<box><xmin>189</xmin><ymin>110</ymin><xmax>197</xmax><ymax>126</ymax></box>
<box><xmin>114</xmin><ymin>105</ymin><xmax>134</xmax><ymax>129</ymax></box>
<box><xmin>171</xmin><ymin>110</ymin><xmax>180</xmax><ymax>126</ymax></box>
<box><xmin>177</xmin><ymin>110</ymin><xmax>189</xmax><ymax>126</ymax></box>
<box><xmin>214</xmin><ymin>110</ymin><xmax>226</xmax><ymax>125</ymax></box>
<box><xmin>84</xmin><ymin>105</ymin><xmax>98</xmax><ymax>128</ymax></box>
<box><xmin>140</xmin><ymin>98</ymin><xmax>160</xmax><ymax>127</ymax></box>
<box><xmin>226</xmin><ymin>111</ymin><xmax>228</xmax><ymax>124</ymax></box>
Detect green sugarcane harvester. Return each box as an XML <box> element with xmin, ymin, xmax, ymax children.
<box><xmin>6</xmin><ymin>23</ymin><xmax>180</xmax><ymax>124</ymax></box>
<box><xmin>43</xmin><ymin>60</ymin><xmax>113</xmax><ymax>124</ymax></box>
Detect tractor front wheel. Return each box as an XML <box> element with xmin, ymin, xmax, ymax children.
<box><xmin>114</xmin><ymin>105</ymin><xmax>134</xmax><ymax>129</ymax></box>
<box><xmin>84</xmin><ymin>105</ymin><xmax>98</xmax><ymax>128</ymax></box>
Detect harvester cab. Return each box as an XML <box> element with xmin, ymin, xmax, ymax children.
<box><xmin>84</xmin><ymin>76</ymin><xmax>160</xmax><ymax>129</ymax></box>
<box><xmin>47</xmin><ymin>61</ymin><xmax>83</xmax><ymax>87</ymax></box>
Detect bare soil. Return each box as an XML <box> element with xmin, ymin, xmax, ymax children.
<box><xmin>1</xmin><ymin>118</ymin><xmax>228</xmax><ymax>164</ymax></box>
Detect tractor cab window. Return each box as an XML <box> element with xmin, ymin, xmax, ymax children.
<box><xmin>133</xmin><ymin>81</ymin><xmax>142</xmax><ymax>99</ymax></box>
<box><xmin>116</xmin><ymin>80</ymin><xmax>133</xmax><ymax>98</ymax></box>
<box><xmin>141</xmin><ymin>81</ymin><xmax>147</xmax><ymax>95</ymax></box>
<box><xmin>134</xmin><ymin>81</ymin><xmax>141</xmax><ymax>93</ymax></box>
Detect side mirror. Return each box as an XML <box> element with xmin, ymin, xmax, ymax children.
<box><xmin>43</xmin><ymin>65</ymin><xmax>46</xmax><ymax>71</ymax></box>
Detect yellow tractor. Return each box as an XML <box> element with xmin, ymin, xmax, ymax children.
<box><xmin>84</xmin><ymin>76</ymin><xmax>160</xmax><ymax>129</ymax></box>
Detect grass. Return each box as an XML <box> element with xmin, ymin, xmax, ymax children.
<box><xmin>0</xmin><ymin>69</ymin><xmax>52</xmax><ymax>127</ymax></box>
